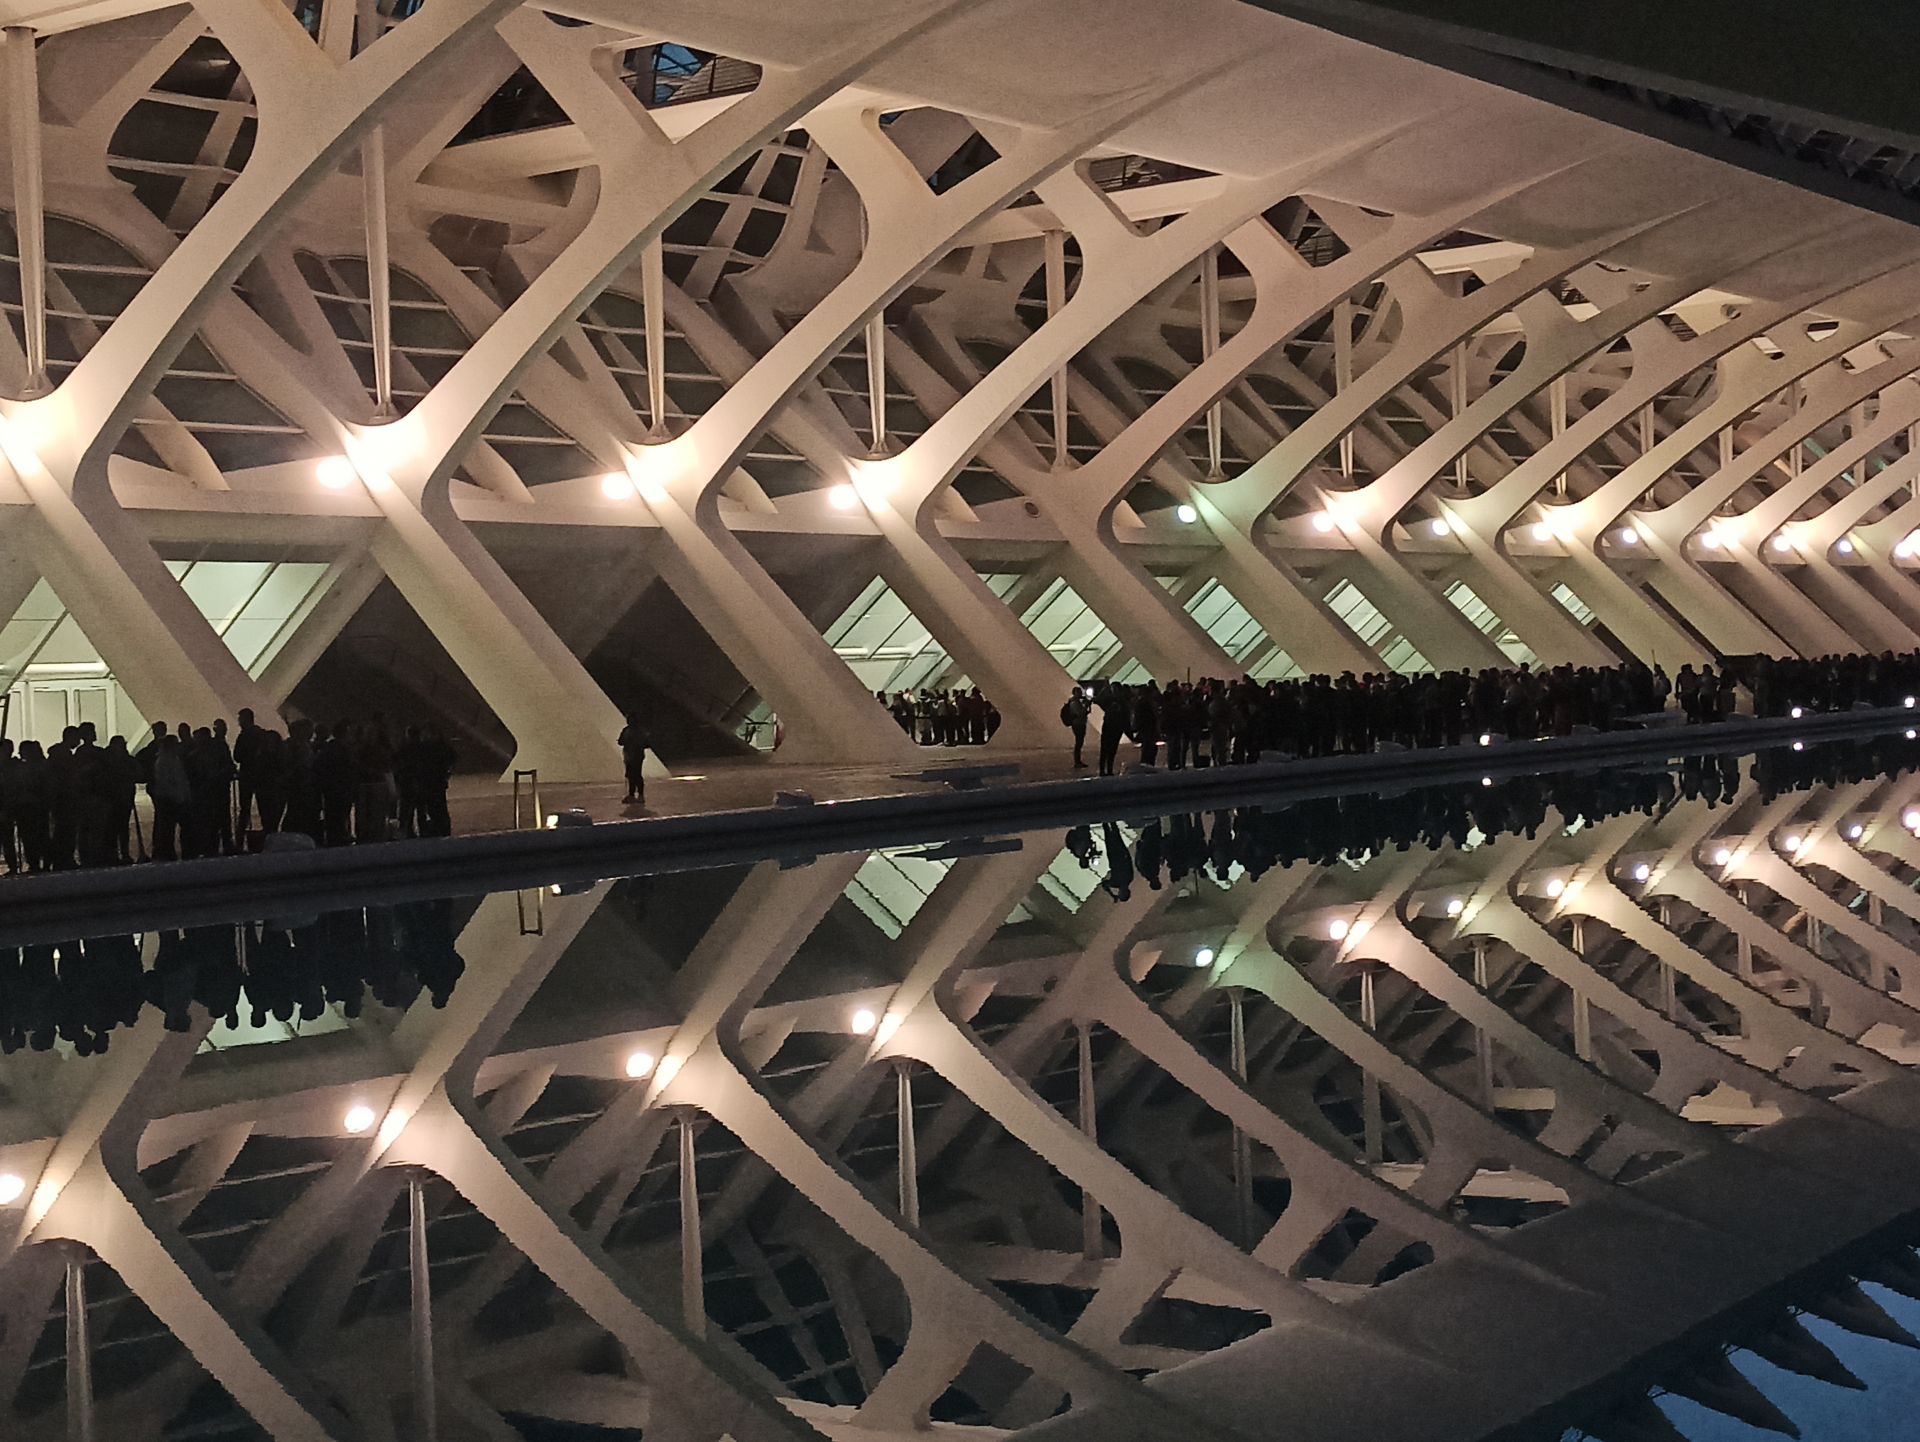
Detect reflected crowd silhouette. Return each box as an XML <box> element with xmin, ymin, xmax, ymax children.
<box><xmin>0</xmin><ymin>899</ymin><xmax>464</xmax><ymax>1056</ymax></box>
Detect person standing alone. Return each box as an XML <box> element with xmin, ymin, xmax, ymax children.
<box><xmin>617</xmin><ymin>714</ymin><xmax>653</xmax><ymax>806</ymax></box>
<box><xmin>1059</xmin><ymin>688</ymin><xmax>1090</xmax><ymax>770</ymax></box>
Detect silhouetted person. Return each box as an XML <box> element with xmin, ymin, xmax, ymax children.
<box><xmin>1059</xmin><ymin>688</ymin><xmax>1089</xmax><ymax>769</ymax></box>
<box><xmin>617</xmin><ymin>714</ymin><xmax>652</xmax><ymax>805</ymax></box>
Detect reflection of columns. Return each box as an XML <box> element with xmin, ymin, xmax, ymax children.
<box><xmin>1358</xmin><ymin>965</ymin><xmax>1383</xmax><ymax>1165</ymax></box>
<box><xmin>362</xmin><ymin>127</ymin><xmax>395</xmax><ymax>418</ymax></box>
<box><xmin>1568</xmin><ymin>917</ymin><xmax>1593</xmax><ymax>1063</ymax></box>
<box><xmin>1655</xmin><ymin>899</ymin><xmax>1677</xmax><ymax>1019</ymax></box>
<box><xmin>895</xmin><ymin>1061</ymin><xmax>919</xmax><ymax>1229</ymax></box>
<box><xmin>678</xmin><ymin>1109</ymin><xmax>704</xmax><ymax>1337</ymax></box>
<box><xmin>65</xmin><ymin>1246</ymin><xmax>94</xmax><ymax>1442</ymax></box>
<box><xmin>641</xmin><ymin>238</ymin><xmax>669</xmax><ymax>439</ymax></box>
<box><xmin>1046</xmin><ymin>228</ymin><xmax>1069</xmax><ymax>471</ymax></box>
<box><xmin>407</xmin><ymin>1171</ymin><xmax>437</xmax><ymax>1442</ymax></box>
<box><xmin>1471</xmin><ymin>938</ymin><xmax>1494</xmax><ymax>1108</ymax></box>
<box><xmin>1076</xmin><ymin>1021</ymin><xmax>1101</xmax><ymax>1259</ymax></box>
<box><xmin>1227</xmin><ymin>986</ymin><xmax>1253</xmax><ymax>1248</ymax></box>
<box><xmin>4</xmin><ymin>26</ymin><xmax>48</xmax><ymax>395</ymax></box>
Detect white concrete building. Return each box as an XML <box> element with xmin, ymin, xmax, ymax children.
<box><xmin>5</xmin><ymin>0</ymin><xmax>1920</xmax><ymax>777</ymax></box>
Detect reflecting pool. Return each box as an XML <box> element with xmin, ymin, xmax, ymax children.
<box><xmin>5</xmin><ymin>735</ymin><xmax>1920</xmax><ymax>1442</ymax></box>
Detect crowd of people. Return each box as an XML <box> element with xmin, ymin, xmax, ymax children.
<box><xmin>1059</xmin><ymin>651</ymin><xmax>1920</xmax><ymax>775</ymax></box>
<box><xmin>0</xmin><ymin>709</ymin><xmax>458</xmax><ymax>876</ymax></box>
<box><xmin>0</xmin><ymin>900</ymin><xmax>464</xmax><ymax>1056</ymax></box>
<box><xmin>884</xmin><ymin>688</ymin><xmax>1002</xmax><ymax>747</ymax></box>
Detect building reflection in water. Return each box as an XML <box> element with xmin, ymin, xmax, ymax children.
<box><xmin>2</xmin><ymin>735</ymin><xmax>1920</xmax><ymax>1440</ymax></box>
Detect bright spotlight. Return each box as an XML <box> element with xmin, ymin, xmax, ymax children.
<box><xmin>1848</xmin><ymin>823</ymin><xmax>1865</xmax><ymax>841</ymax></box>
<box><xmin>343</xmin><ymin>1105</ymin><xmax>376</xmax><ymax>1135</ymax></box>
<box><xmin>1771</xmin><ymin>535</ymin><xmax>1792</xmax><ymax>553</ymax></box>
<box><xmin>1445</xmin><ymin>898</ymin><xmax>1464</xmax><ymax>917</ymax></box>
<box><xmin>1430</xmin><ymin>518</ymin><xmax>1450</xmax><ymax>537</ymax></box>
<box><xmin>1479</xmin><ymin>733</ymin><xmax>1492</xmax><ymax>747</ymax></box>
<box><xmin>1901</xmin><ymin>535</ymin><xmax>1920</xmax><ymax>559</ymax></box>
<box><xmin>0</xmin><ymin>1173</ymin><xmax>23</xmax><ymax>1206</ymax></box>
<box><xmin>1620</xmin><ymin>527</ymin><xmax>1640</xmax><ymax>545</ymax></box>
<box><xmin>316</xmin><ymin>456</ymin><xmax>355</xmax><ymax>489</ymax></box>
<box><xmin>1328</xmin><ymin>919</ymin><xmax>1350</xmax><ymax>942</ymax></box>
<box><xmin>828</xmin><ymin>484</ymin><xmax>858</xmax><ymax>510</ymax></box>
<box><xmin>1531</xmin><ymin>522</ymin><xmax>1553</xmax><ymax>542</ymax></box>
<box><xmin>625</xmin><ymin>1050</ymin><xmax>656</xmax><ymax>1080</ymax></box>
<box><xmin>1906</xmin><ymin>697</ymin><xmax>1916</xmax><ymax>708</ymax></box>
<box><xmin>1481</xmin><ymin>776</ymin><xmax>1493</xmax><ymax>787</ymax></box>
<box><xmin>1545</xmin><ymin>877</ymin><xmax>1565</xmax><ymax>898</ymax></box>
<box><xmin>1700</xmin><ymin>530</ymin><xmax>1722</xmax><ymax>550</ymax></box>
<box><xmin>1632</xmin><ymin>863</ymin><xmax>1651</xmax><ymax>883</ymax></box>
<box><xmin>601</xmin><ymin>472</ymin><xmax>636</xmax><ymax>500</ymax></box>
<box><xmin>1313</xmin><ymin>511</ymin><xmax>1336</xmax><ymax>533</ymax></box>
<box><xmin>1904</xmin><ymin>809</ymin><xmax>1920</xmax><ymax>830</ymax></box>
<box><xmin>1792</xmin><ymin>740</ymin><xmax>1805</xmax><ymax>751</ymax></box>
<box><xmin>1837</xmin><ymin>538</ymin><xmax>1855</xmax><ymax>555</ymax></box>
<box><xmin>1194</xmin><ymin>947</ymin><xmax>1216</xmax><ymax>968</ymax></box>
<box><xmin>1790</xmin><ymin>707</ymin><xmax>1803</xmax><ymax>719</ymax></box>
<box><xmin>1783</xmin><ymin>834</ymin><xmax>1802</xmax><ymax>853</ymax></box>
<box><xmin>1712</xmin><ymin>847</ymin><xmax>1732</xmax><ymax>866</ymax></box>
<box><xmin>850</xmin><ymin>1007</ymin><xmax>878</xmax><ymax>1036</ymax></box>
<box><xmin>1176</xmin><ymin>503</ymin><xmax>1199</xmax><ymax>524</ymax></box>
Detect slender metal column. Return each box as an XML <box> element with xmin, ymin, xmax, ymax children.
<box><xmin>1227</xmin><ymin>986</ymin><xmax>1253</xmax><ymax>1248</ymax></box>
<box><xmin>1045</xmin><ymin>228</ymin><xmax>1070</xmax><ymax>470</ymax></box>
<box><xmin>361</xmin><ymin>127</ymin><xmax>395</xmax><ymax>417</ymax></box>
<box><xmin>65</xmin><ymin>1247</ymin><xmax>93</xmax><ymax>1442</ymax></box>
<box><xmin>1076</xmin><ymin>1021</ymin><xmax>1102</xmax><ymax>1259</ymax></box>
<box><xmin>1639</xmin><ymin>404</ymin><xmax>1654</xmax><ymax>456</ymax></box>
<box><xmin>1335</xmin><ymin>298</ymin><xmax>1355</xmax><ymax>481</ymax></box>
<box><xmin>408</xmin><ymin>1170</ymin><xmax>438</xmax><ymax>1442</ymax></box>
<box><xmin>1471</xmin><ymin>938</ymin><xmax>1495</xmax><ymax>1108</ymax></box>
<box><xmin>5</xmin><ymin>26</ymin><xmax>49</xmax><ymax>395</ymax></box>
<box><xmin>1550</xmin><ymin>374</ymin><xmax>1568</xmax><ymax>497</ymax></box>
<box><xmin>1200</xmin><ymin>245</ymin><xmax>1225</xmax><ymax>479</ymax></box>
<box><xmin>1358</xmin><ymin>965</ymin><xmax>1383</xmax><ymax>1164</ymax></box>
<box><xmin>641</xmin><ymin>237</ymin><xmax>669</xmax><ymax>438</ymax></box>
<box><xmin>865</xmin><ymin>306</ymin><xmax>890</xmax><ymax>457</ymax></box>
<box><xmin>895</xmin><ymin>1061</ymin><xmax>919</xmax><ymax>1229</ymax></box>
<box><xmin>1450</xmin><ymin>343</ymin><xmax>1469</xmax><ymax>487</ymax></box>
<box><xmin>679</xmin><ymin>1109</ymin><xmax>705</xmax><ymax>1335</ymax></box>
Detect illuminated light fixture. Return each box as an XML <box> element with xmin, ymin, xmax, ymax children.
<box><xmin>1790</xmin><ymin>706</ymin><xmax>1803</xmax><ymax>719</ymax></box>
<box><xmin>1479</xmin><ymin>733</ymin><xmax>1492</xmax><ymax>747</ymax></box>
<box><xmin>1837</xmin><ymin>538</ymin><xmax>1855</xmax><ymax>555</ymax></box>
<box><xmin>850</xmin><ymin>1007</ymin><xmax>878</xmax><ymax>1036</ymax></box>
<box><xmin>1531</xmin><ymin>522</ymin><xmax>1553</xmax><ymax>542</ymax></box>
<box><xmin>827</xmin><ymin>484</ymin><xmax>858</xmax><ymax>511</ymax></box>
<box><xmin>1481</xmin><ymin>776</ymin><xmax>1493</xmax><ymax>787</ymax></box>
<box><xmin>1847</xmin><ymin>823</ymin><xmax>1865</xmax><ymax>841</ymax></box>
<box><xmin>1545</xmin><ymin>877</ymin><xmax>1566</xmax><ymax>898</ymax></box>
<box><xmin>316</xmin><ymin>456</ymin><xmax>355</xmax><ymax>489</ymax></box>
<box><xmin>1313</xmin><ymin>511</ymin><xmax>1336</xmax><ymax>533</ymax></box>
<box><xmin>343</xmin><ymin>1104</ymin><xmax>377</xmax><ymax>1136</ymax></box>
<box><xmin>1699</xmin><ymin>529</ymin><xmax>1722</xmax><ymax>550</ymax></box>
<box><xmin>0</xmin><ymin>1173</ymin><xmax>22</xmax><ymax>1206</ymax></box>
<box><xmin>1783</xmin><ymin>834</ymin><xmax>1802</xmax><ymax>853</ymax></box>
<box><xmin>1176</xmin><ymin>503</ymin><xmax>1199</xmax><ymax>524</ymax></box>
<box><xmin>1446</xmin><ymin>897</ymin><xmax>1464</xmax><ymax>917</ymax></box>
<box><xmin>1712</xmin><ymin>847</ymin><xmax>1732</xmax><ymax>866</ymax></box>
<box><xmin>1900</xmin><ymin>535</ymin><xmax>1920</xmax><ymax>559</ymax></box>
<box><xmin>1904</xmin><ymin>809</ymin><xmax>1920</xmax><ymax>830</ymax></box>
<box><xmin>1906</xmin><ymin>697</ymin><xmax>1916</xmax><ymax>708</ymax></box>
<box><xmin>1194</xmin><ymin>946</ymin><xmax>1216</xmax><ymax>968</ymax></box>
<box><xmin>1620</xmin><ymin>527</ymin><xmax>1640</xmax><ymax>545</ymax></box>
<box><xmin>1430</xmin><ymin>518</ymin><xmax>1450</xmax><ymax>538</ymax></box>
<box><xmin>1328</xmin><ymin>919</ymin><xmax>1350</xmax><ymax>942</ymax></box>
<box><xmin>1792</xmin><ymin>740</ymin><xmax>1805</xmax><ymax>752</ymax></box>
<box><xmin>1771</xmin><ymin>534</ymin><xmax>1792</xmax><ymax>553</ymax></box>
<box><xmin>601</xmin><ymin>472</ymin><xmax>636</xmax><ymax>500</ymax></box>
<box><xmin>653</xmin><ymin>1054</ymin><xmax>684</xmax><ymax>1087</ymax></box>
<box><xmin>1632</xmin><ymin>863</ymin><xmax>1651</xmax><ymax>883</ymax></box>
<box><xmin>1909</xmin><ymin>729</ymin><xmax>1917</xmax><ymax>740</ymax></box>
<box><xmin>625</xmin><ymin>1049</ymin><xmax>657</xmax><ymax>1080</ymax></box>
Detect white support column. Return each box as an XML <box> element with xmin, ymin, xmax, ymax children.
<box><xmin>1227</xmin><ymin>985</ymin><xmax>1253</xmax><ymax>1248</ymax></box>
<box><xmin>1200</xmin><ymin>245</ymin><xmax>1225</xmax><ymax>480</ymax></box>
<box><xmin>895</xmin><ymin>1061</ymin><xmax>919</xmax><ymax>1229</ymax></box>
<box><xmin>5</xmin><ymin>25</ymin><xmax>48</xmax><ymax>396</ymax></box>
<box><xmin>362</xmin><ymin>127</ymin><xmax>395</xmax><ymax>418</ymax></box>
<box><xmin>1076</xmin><ymin>1020</ymin><xmax>1101</xmax><ymax>1260</ymax></box>
<box><xmin>1046</xmin><ymin>227</ymin><xmax>1070</xmax><ymax>471</ymax></box>
<box><xmin>641</xmin><ymin>238</ymin><xmax>669</xmax><ymax>439</ymax></box>
<box><xmin>678</xmin><ymin>1109</ymin><xmax>704</xmax><ymax>1338</ymax></box>
<box><xmin>65</xmin><ymin>1246</ymin><xmax>93</xmax><ymax>1442</ymax></box>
